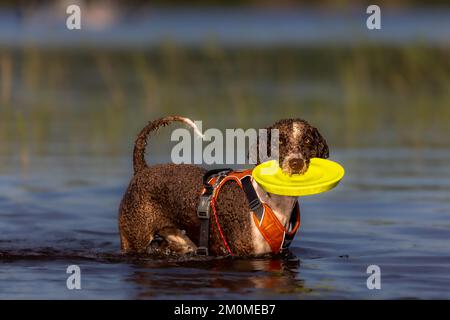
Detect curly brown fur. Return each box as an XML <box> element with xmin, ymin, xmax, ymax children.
<box><xmin>119</xmin><ymin>116</ymin><xmax>329</xmax><ymax>256</ymax></box>
<box><xmin>119</xmin><ymin>163</ymin><xmax>255</xmax><ymax>255</ymax></box>
<box><xmin>261</xmin><ymin>118</ymin><xmax>329</xmax><ymax>175</ymax></box>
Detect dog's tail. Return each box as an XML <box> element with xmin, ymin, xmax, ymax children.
<box><xmin>133</xmin><ymin>116</ymin><xmax>204</xmax><ymax>175</ymax></box>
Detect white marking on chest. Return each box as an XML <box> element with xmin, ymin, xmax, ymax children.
<box><xmin>249</xmin><ymin>179</ymin><xmax>298</xmax><ymax>255</ymax></box>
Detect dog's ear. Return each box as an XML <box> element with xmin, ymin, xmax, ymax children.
<box><xmin>313</xmin><ymin>127</ymin><xmax>329</xmax><ymax>159</ymax></box>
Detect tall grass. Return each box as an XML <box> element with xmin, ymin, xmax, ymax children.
<box><xmin>0</xmin><ymin>43</ymin><xmax>449</xmax><ymax>162</ymax></box>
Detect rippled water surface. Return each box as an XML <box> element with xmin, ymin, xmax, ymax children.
<box><xmin>1</xmin><ymin>4</ymin><xmax>449</xmax><ymax>299</ymax></box>
<box><xmin>1</xmin><ymin>147</ymin><xmax>450</xmax><ymax>299</ymax></box>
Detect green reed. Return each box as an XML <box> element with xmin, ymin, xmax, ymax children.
<box><xmin>0</xmin><ymin>43</ymin><xmax>449</xmax><ymax>161</ymax></box>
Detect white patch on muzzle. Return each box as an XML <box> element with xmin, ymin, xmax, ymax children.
<box><xmin>280</xmin><ymin>121</ymin><xmax>306</xmax><ymax>175</ymax></box>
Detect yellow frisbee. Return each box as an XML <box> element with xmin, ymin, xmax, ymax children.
<box><xmin>252</xmin><ymin>158</ymin><xmax>345</xmax><ymax>196</ymax></box>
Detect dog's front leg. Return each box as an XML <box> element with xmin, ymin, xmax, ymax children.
<box><xmin>157</xmin><ymin>227</ymin><xmax>197</xmax><ymax>255</ymax></box>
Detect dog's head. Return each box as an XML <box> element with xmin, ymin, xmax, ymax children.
<box><xmin>260</xmin><ymin>118</ymin><xmax>329</xmax><ymax>175</ymax></box>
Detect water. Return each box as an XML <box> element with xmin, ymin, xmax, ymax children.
<box><xmin>1</xmin><ymin>146</ymin><xmax>450</xmax><ymax>299</ymax></box>
<box><xmin>1</xmin><ymin>7</ymin><xmax>449</xmax><ymax>48</ymax></box>
<box><xmin>0</xmin><ymin>3</ymin><xmax>449</xmax><ymax>300</ymax></box>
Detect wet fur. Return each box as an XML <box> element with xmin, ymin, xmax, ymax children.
<box><xmin>262</xmin><ymin>118</ymin><xmax>329</xmax><ymax>174</ymax></box>
<box><xmin>119</xmin><ymin>116</ymin><xmax>329</xmax><ymax>256</ymax></box>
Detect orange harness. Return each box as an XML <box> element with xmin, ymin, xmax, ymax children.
<box><xmin>201</xmin><ymin>169</ymin><xmax>301</xmax><ymax>255</ymax></box>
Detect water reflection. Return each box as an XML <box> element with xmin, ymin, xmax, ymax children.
<box><xmin>127</xmin><ymin>257</ymin><xmax>311</xmax><ymax>299</ymax></box>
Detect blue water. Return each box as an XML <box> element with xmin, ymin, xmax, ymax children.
<box><xmin>1</xmin><ymin>147</ymin><xmax>450</xmax><ymax>299</ymax></box>
<box><xmin>0</xmin><ymin>3</ymin><xmax>449</xmax><ymax>300</ymax></box>
<box><xmin>0</xmin><ymin>7</ymin><xmax>449</xmax><ymax>48</ymax></box>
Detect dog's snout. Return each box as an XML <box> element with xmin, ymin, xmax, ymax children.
<box><xmin>288</xmin><ymin>158</ymin><xmax>304</xmax><ymax>171</ymax></box>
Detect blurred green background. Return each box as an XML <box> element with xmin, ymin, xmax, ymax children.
<box><xmin>0</xmin><ymin>0</ymin><xmax>449</xmax><ymax>168</ymax></box>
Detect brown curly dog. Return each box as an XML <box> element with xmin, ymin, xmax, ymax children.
<box><xmin>118</xmin><ymin>116</ymin><xmax>329</xmax><ymax>256</ymax></box>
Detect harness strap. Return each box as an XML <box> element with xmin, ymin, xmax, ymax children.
<box><xmin>241</xmin><ymin>176</ymin><xmax>264</xmax><ymax>221</ymax></box>
<box><xmin>197</xmin><ymin>168</ymin><xmax>301</xmax><ymax>256</ymax></box>
<box><xmin>196</xmin><ymin>169</ymin><xmax>231</xmax><ymax>256</ymax></box>
<box><xmin>210</xmin><ymin>197</ymin><xmax>234</xmax><ymax>256</ymax></box>
<box><xmin>282</xmin><ymin>202</ymin><xmax>301</xmax><ymax>250</ymax></box>
<box><xmin>196</xmin><ymin>194</ymin><xmax>211</xmax><ymax>256</ymax></box>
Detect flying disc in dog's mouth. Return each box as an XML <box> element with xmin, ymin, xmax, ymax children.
<box><xmin>252</xmin><ymin>158</ymin><xmax>345</xmax><ymax>196</ymax></box>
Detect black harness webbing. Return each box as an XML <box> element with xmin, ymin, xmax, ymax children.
<box><xmin>196</xmin><ymin>169</ymin><xmax>299</xmax><ymax>256</ymax></box>
<box><xmin>196</xmin><ymin>169</ymin><xmax>231</xmax><ymax>256</ymax></box>
<box><xmin>282</xmin><ymin>201</ymin><xmax>300</xmax><ymax>250</ymax></box>
<box><xmin>241</xmin><ymin>176</ymin><xmax>264</xmax><ymax>221</ymax></box>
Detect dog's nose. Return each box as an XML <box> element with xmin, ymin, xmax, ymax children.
<box><xmin>288</xmin><ymin>158</ymin><xmax>304</xmax><ymax>172</ymax></box>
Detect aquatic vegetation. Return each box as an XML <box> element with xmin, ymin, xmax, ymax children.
<box><xmin>0</xmin><ymin>43</ymin><xmax>449</xmax><ymax>162</ymax></box>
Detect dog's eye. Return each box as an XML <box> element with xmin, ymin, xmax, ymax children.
<box><xmin>305</xmin><ymin>138</ymin><xmax>312</xmax><ymax>144</ymax></box>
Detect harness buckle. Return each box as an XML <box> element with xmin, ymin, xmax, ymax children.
<box><xmin>196</xmin><ymin>247</ymin><xmax>209</xmax><ymax>256</ymax></box>
<box><xmin>196</xmin><ymin>168</ymin><xmax>233</xmax><ymax>256</ymax></box>
<box><xmin>197</xmin><ymin>194</ymin><xmax>212</xmax><ymax>219</ymax></box>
